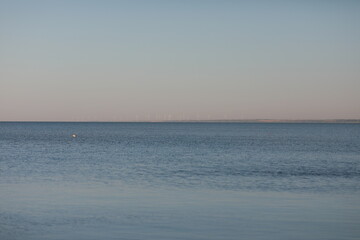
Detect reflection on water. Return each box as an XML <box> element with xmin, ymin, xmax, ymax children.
<box><xmin>2</xmin><ymin>182</ymin><xmax>359</xmax><ymax>240</ymax></box>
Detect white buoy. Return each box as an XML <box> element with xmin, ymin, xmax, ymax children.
<box><xmin>71</xmin><ymin>134</ymin><xmax>77</xmax><ymax>138</ymax></box>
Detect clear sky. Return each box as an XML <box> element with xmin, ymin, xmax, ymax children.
<box><xmin>1</xmin><ymin>0</ymin><xmax>359</xmax><ymax>121</ymax></box>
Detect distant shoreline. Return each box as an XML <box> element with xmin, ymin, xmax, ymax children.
<box><xmin>169</xmin><ymin>119</ymin><xmax>360</xmax><ymax>123</ymax></box>
<box><xmin>1</xmin><ymin>119</ymin><xmax>360</xmax><ymax>123</ymax></box>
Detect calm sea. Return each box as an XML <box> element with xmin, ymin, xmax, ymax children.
<box><xmin>0</xmin><ymin>122</ymin><xmax>359</xmax><ymax>240</ymax></box>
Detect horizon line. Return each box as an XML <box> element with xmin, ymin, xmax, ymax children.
<box><xmin>1</xmin><ymin>119</ymin><xmax>360</xmax><ymax>123</ymax></box>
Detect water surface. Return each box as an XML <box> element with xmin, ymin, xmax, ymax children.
<box><xmin>1</xmin><ymin>122</ymin><xmax>359</xmax><ymax>239</ymax></box>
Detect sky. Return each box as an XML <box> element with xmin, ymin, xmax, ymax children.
<box><xmin>1</xmin><ymin>0</ymin><xmax>359</xmax><ymax>121</ymax></box>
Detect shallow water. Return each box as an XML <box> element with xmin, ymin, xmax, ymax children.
<box><xmin>1</xmin><ymin>122</ymin><xmax>359</xmax><ymax>239</ymax></box>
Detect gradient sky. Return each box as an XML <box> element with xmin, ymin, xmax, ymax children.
<box><xmin>1</xmin><ymin>0</ymin><xmax>359</xmax><ymax>121</ymax></box>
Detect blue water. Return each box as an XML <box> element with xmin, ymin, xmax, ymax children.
<box><xmin>1</xmin><ymin>122</ymin><xmax>359</xmax><ymax>240</ymax></box>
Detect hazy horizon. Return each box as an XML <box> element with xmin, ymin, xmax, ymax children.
<box><xmin>1</xmin><ymin>0</ymin><xmax>359</xmax><ymax>121</ymax></box>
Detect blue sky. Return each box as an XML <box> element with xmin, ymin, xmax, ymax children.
<box><xmin>1</xmin><ymin>0</ymin><xmax>359</xmax><ymax>121</ymax></box>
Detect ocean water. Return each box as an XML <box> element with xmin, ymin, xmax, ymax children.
<box><xmin>0</xmin><ymin>122</ymin><xmax>359</xmax><ymax>240</ymax></box>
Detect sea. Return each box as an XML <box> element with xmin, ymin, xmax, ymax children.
<box><xmin>0</xmin><ymin>122</ymin><xmax>359</xmax><ymax>240</ymax></box>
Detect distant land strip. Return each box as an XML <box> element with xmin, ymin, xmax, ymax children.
<box><xmin>1</xmin><ymin>119</ymin><xmax>360</xmax><ymax>123</ymax></box>
<box><xmin>168</xmin><ymin>119</ymin><xmax>360</xmax><ymax>123</ymax></box>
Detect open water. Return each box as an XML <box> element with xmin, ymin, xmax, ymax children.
<box><xmin>0</xmin><ymin>122</ymin><xmax>359</xmax><ymax>240</ymax></box>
